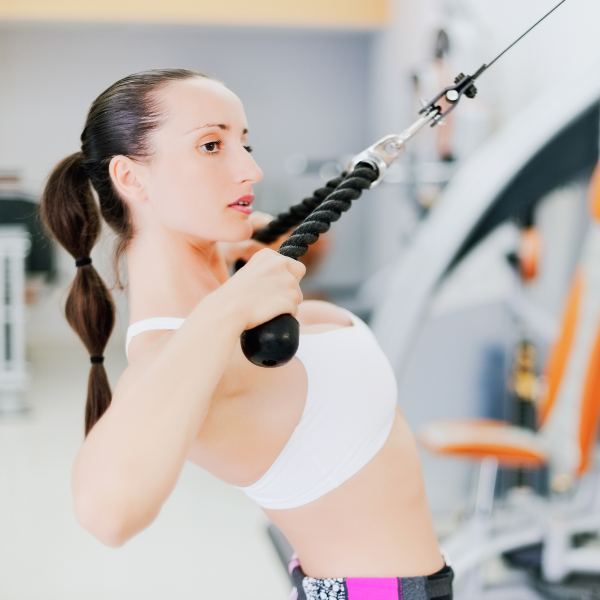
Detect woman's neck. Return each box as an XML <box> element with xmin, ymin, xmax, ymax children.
<box><xmin>125</xmin><ymin>225</ymin><xmax>230</xmax><ymax>323</ymax></box>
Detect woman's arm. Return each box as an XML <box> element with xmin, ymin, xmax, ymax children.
<box><xmin>72</xmin><ymin>296</ymin><xmax>242</xmax><ymax>547</ymax></box>
<box><xmin>71</xmin><ymin>249</ymin><xmax>305</xmax><ymax>547</ymax></box>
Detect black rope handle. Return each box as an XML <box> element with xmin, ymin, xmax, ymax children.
<box><xmin>277</xmin><ymin>164</ymin><xmax>377</xmax><ymax>259</ymax></box>
<box><xmin>252</xmin><ymin>175</ymin><xmax>345</xmax><ymax>245</ymax></box>
<box><xmin>241</xmin><ymin>163</ymin><xmax>379</xmax><ymax>367</ymax></box>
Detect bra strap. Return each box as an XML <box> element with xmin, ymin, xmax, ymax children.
<box><xmin>126</xmin><ymin>317</ymin><xmax>186</xmax><ymax>358</ymax></box>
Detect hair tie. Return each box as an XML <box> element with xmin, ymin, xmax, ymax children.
<box><xmin>90</xmin><ymin>355</ymin><xmax>104</xmax><ymax>364</ymax></box>
<box><xmin>76</xmin><ymin>257</ymin><xmax>92</xmax><ymax>267</ymax></box>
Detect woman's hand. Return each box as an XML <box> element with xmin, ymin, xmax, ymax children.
<box><xmin>219</xmin><ymin>211</ymin><xmax>288</xmax><ymax>270</ymax></box>
<box><xmin>209</xmin><ymin>248</ymin><xmax>306</xmax><ymax>331</ymax></box>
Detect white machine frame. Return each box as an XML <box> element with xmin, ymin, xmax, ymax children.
<box><xmin>371</xmin><ymin>62</ymin><xmax>600</xmax><ymax>374</ymax></box>
<box><xmin>0</xmin><ymin>225</ymin><xmax>31</xmax><ymax>414</ymax></box>
<box><xmin>443</xmin><ymin>456</ymin><xmax>600</xmax><ymax>595</ymax></box>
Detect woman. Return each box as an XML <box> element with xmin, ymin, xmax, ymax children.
<box><xmin>41</xmin><ymin>69</ymin><xmax>452</xmax><ymax>599</ymax></box>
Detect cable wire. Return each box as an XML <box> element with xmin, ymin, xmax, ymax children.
<box><xmin>476</xmin><ymin>0</ymin><xmax>569</xmax><ymax>79</ymax></box>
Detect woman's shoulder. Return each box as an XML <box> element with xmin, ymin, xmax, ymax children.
<box><xmin>296</xmin><ymin>300</ymin><xmax>352</xmax><ymax>328</ymax></box>
<box><xmin>113</xmin><ymin>330</ymin><xmax>176</xmax><ymax>405</ymax></box>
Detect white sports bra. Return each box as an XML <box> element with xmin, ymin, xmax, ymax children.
<box><xmin>125</xmin><ymin>308</ymin><xmax>398</xmax><ymax>510</ymax></box>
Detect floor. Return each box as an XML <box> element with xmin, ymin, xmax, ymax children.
<box><xmin>0</xmin><ymin>344</ymin><xmax>291</xmax><ymax>600</ymax></box>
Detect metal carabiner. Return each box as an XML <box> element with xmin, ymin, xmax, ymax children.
<box><xmin>419</xmin><ymin>65</ymin><xmax>485</xmax><ymax>121</ymax></box>
<box><xmin>347</xmin><ymin>107</ymin><xmax>441</xmax><ymax>186</ymax></box>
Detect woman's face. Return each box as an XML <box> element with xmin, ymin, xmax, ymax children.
<box><xmin>137</xmin><ymin>77</ymin><xmax>263</xmax><ymax>243</ymax></box>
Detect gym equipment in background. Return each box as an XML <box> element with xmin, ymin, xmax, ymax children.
<box><xmin>0</xmin><ymin>189</ymin><xmax>56</xmax><ymax>414</ymax></box>
<box><xmin>370</xmin><ymin>61</ymin><xmax>600</xmax><ymax>377</ymax></box>
<box><xmin>364</xmin><ymin>56</ymin><xmax>600</xmax><ymax>599</ymax></box>
<box><xmin>500</xmin><ymin>219</ymin><xmax>547</xmax><ymax>496</ymax></box>
<box><xmin>418</xmin><ymin>164</ymin><xmax>600</xmax><ymax>596</ymax></box>
<box><xmin>0</xmin><ymin>226</ymin><xmax>31</xmax><ymax>414</ymax></box>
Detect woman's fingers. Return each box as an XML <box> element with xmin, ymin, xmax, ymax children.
<box><xmin>217</xmin><ymin>249</ymin><xmax>306</xmax><ymax>330</ymax></box>
<box><xmin>249</xmin><ymin>210</ymin><xmax>274</xmax><ymax>232</ymax></box>
<box><xmin>286</xmin><ymin>257</ymin><xmax>306</xmax><ymax>282</ymax></box>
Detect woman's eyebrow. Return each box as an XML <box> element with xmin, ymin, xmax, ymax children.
<box><xmin>184</xmin><ymin>124</ymin><xmax>249</xmax><ymax>136</ymax></box>
<box><xmin>184</xmin><ymin>123</ymin><xmax>228</xmax><ymax>135</ymax></box>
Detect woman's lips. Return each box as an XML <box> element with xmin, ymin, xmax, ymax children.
<box><xmin>228</xmin><ymin>194</ymin><xmax>254</xmax><ymax>215</ymax></box>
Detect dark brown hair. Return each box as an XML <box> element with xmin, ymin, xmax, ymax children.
<box><xmin>40</xmin><ymin>68</ymin><xmax>208</xmax><ymax>435</ymax></box>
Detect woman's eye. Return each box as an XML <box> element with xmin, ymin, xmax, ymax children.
<box><xmin>244</xmin><ymin>145</ymin><xmax>253</xmax><ymax>153</ymax></box>
<box><xmin>201</xmin><ymin>140</ymin><xmax>222</xmax><ymax>154</ymax></box>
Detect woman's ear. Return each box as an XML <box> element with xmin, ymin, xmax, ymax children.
<box><xmin>108</xmin><ymin>155</ymin><xmax>147</xmax><ymax>203</ymax></box>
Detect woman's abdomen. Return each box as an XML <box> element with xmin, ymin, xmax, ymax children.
<box><xmin>264</xmin><ymin>409</ymin><xmax>444</xmax><ymax>579</ymax></box>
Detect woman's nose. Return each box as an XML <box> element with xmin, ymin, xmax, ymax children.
<box><xmin>235</xmin><ymin>148</ymin><xmax>263</xmax><ymax>185</ymax></box>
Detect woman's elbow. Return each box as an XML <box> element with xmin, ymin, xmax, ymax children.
<box><xmin>73</xmin><ymin>495</ymin><xmax>130</xmax><ymax>547</ymax></box>
<box><xmin>73</xmin><ymin>490</ymin><xmax>155</xmax><ymax>548</ymax></box>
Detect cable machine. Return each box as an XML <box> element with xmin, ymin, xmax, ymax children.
<box><xmin>238</xmin><ymin>0</ymin><xmax>570</xmax><ymax>368</ymax></box>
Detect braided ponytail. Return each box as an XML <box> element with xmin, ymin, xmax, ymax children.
<box><xmin>40</xmin><ymin>152</ymin><xmax>115</xmax><ymax>435</ymax></box>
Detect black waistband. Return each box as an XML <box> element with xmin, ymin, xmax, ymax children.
<box><xmin>426</xmin><ymin>564</ymin><xmax>454</xmax><ymax>599</ymax></box>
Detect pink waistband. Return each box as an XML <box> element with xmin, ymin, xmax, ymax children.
<box><xmin>346</xmin><ymin>577</ymin><xmax>401</xmax><ymax>599</ymax></box>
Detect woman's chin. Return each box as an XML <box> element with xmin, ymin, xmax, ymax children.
<box><xmin>238</xmin><ymin>220</ymin><xmax>255</xmax><ymax>240</ymax></box>
<box><xmin>221</xmin><ymin>221</ymin><xmax>254</xmax><ymax>243</ymax></box>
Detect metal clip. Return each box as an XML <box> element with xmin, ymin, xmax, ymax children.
<box><xmin>348</xmin><ymin>108</ymin><xmax>441</xmax><ymax>187</ymax></box>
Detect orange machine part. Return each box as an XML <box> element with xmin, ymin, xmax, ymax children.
<box><xmin>419</xmin><ymin>419</ymin><xmax>547</xmax><ymax>467</ymax></box>
<box><xmin>519</xmin><ymin>227</ymin><xmax>541</xmax><ymax>282</ymax></box>
<box><xmin>577</xmin><ymin>326</ymin><xmax>600</xmax><ymax>474</ymax></box>
<box><xmin>433</xmin><ymin>445</ymin><xmax>545</xmax><ymax>467</ymax></box>
<box><xmin>589</xmin><ymin>163</ymin><xmax>600</xmax><ymax>222</ymax></box>
<box><xmin>539</xmin><ymin>270</ymin><xmax>583</xmax><ymax>425</ymax></box>
<box><xmin>575</xmin><ymin>163</ymin><xmax>600</xmax><ymax>471</ymax></box>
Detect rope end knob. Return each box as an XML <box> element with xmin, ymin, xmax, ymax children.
<box><xmin>241</xmin><ymin>314</ymin><xmax>300</xmax><ymax>368</ymax></box>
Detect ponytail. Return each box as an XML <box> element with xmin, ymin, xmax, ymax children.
<box><xmin>40</xmin><ymin>69</ymin><xmax>208</xmax><ymax>435</ymax></box>
<box><xmin>40</xmin><ymin>152</ymin><xmax>115</xmax><ymax>435</ymax></box>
